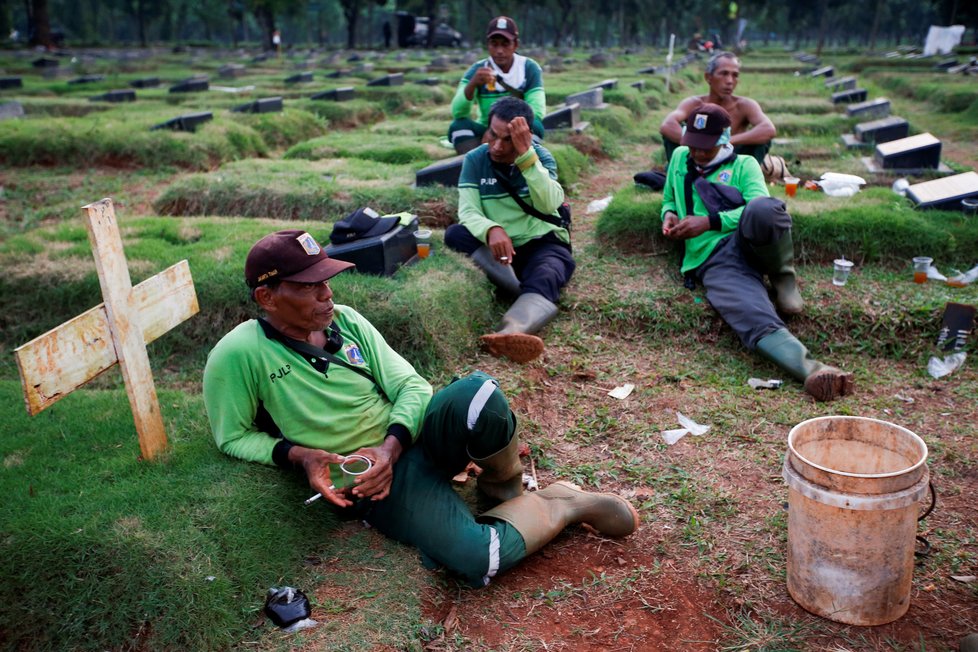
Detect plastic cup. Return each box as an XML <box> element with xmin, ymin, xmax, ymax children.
<box><xmin>962</xmin><ymin>198</ymin><xmax>978</xmax><ymax>217</ymax></box>
<box><xmin>912</xmin><ymin>256</ymin><xmax>932</xmax><ymax>284</ymax></box>
<box><xmin>414</xmin><ymin>229</ymin><xmax>432</xmax><ymax>259</ymax></box>
<box><xmin>832</xmin><ymin>258</ymin><xmax>854</xmax><ymax>286</ymax></box>
<box><xmin>784</xmin><ymin>176</ymin><xmax>800</xmax><ymax>198</ymax></box>
<box><xmin>336</xmin><ymin>454</ymin><xmax>372</xmax><ymax>489</ymax></box>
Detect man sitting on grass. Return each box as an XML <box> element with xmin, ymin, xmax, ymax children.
<box><xmin>445</xmin><ymin>97</ymin><xmax>574</xmax><ymax>364</ymax></box>
<box><xmin>659</xmin><ymin>51</ymin><xmax>776</xmax><ymax>166</ymax></box>
<box><xmin>203</xmin><ymin>230</ymin><xmax>638</xmax><ymax>588</ymax></box>
<box><xmin>659</xmin><ymin>104</ymin><xmax>854</xmax><ymax>401</ymax></box>
<box><xmin>447</xmin><ymin>16</ymin><xmax>546</xmax><ymax>154</ymax></box>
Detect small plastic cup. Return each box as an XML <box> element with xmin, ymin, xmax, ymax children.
<box><xmin>832</xmin><ymin>258</ymin><xmax>854</xmax><ymax>286</ymax></box>
<box><xmin>335</xmin><ymin>454</ymin><xmax>372</xmax><ymax>489</ymax></box>
<box><xmin>962</xmin><ymin>197</ymin><xmax>978</xmax><ymax>217</ymax></box>
<box><xmin>912</xmin><ymin>256</ymin><xmax>933</xmax><ymax>284</ymax></box>
<box><xmin>414</xmin><ymin>229</ymin><xmax>432</xmax><ymax>259</ymax></box>
<box><xmin>784</xmin><ymin>176</ymin><xmax>800</xmax><ymax>198</ymax></box>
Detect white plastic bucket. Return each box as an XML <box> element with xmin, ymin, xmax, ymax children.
<box><xmin>783</xmin><ymin>416</ymin><xmax>929</xmax><ymax>625</ymax></box>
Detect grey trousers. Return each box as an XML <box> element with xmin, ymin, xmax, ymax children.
<box><xmin>694</xmin><ymin>196</ymin><xmax>791</xmax><ymax>350</ymax></box>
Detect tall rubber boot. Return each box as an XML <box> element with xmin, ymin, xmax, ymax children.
<box><xmin>481</xmin><ymin>481</ymin><xmax>640</xmax><ymax>556</ymax></box>
<box><xmin>470</xmin><ymin>434</ymin><xmax>523</xmax><ymax>502</ymax></box>
<box><xmin>480</xmin><ymin>293</ymin><xmax>558</xmax><ymax>364</ymax></box>
<box><xmin>470</xmin><ymin>246</ymin><xmax>521</xmax><ymax>297</ymax></box>
<box><xmin>756</xmin><ymin>328</ymin><xmax>855</xmax><ymax>402</ymax></box>
<box><xmin>750</xmin><ymin>232</ymin><xmax>804</xmax><ymax>315</ymax></box>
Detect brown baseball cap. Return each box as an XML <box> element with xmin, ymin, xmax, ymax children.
<box><xmin>681</xmin><ymin>103</ymin><xmax>732</xmax><ymax>150</ymax></box>
<box><xmin>486</xmin><ymin>16</ymin><xmax>518</xmax><ymax>40</ymax></box>
<box><xmin>245</xmin><ymin>230</ymin><xmax>354</xmax><ymax>288</ymax></box>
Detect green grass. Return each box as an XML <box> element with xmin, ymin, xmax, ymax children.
<box><xmin>0</xmin><ymin>380</ymin><xmax>425</xmax><ymax>650</ymax></box>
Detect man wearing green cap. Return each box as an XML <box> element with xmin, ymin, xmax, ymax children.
<box><xmin>203</xmin><ymin>230</ymin><xmax>638</xmax><ymax>587</ymax></box>
<box><xmin>660</xmin><ymin>104</ymin><xmax>854</xmax><ymax>402</ymax></box>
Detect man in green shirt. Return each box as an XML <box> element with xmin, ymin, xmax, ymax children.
<box><xmin>447</xmin><ymin>16</ymin><xmax>546</xmax><ymax>154</ymax></box>
<box><xmin>446</xmin><ymin>97</ymin><xmax>574</xmax><ymax>364</ymax></box>
<box><xmin>660</xmin><ymin>104</ymin><xmax>854</xmax><ymax>402</ymax></box>
<box><xmin>203</xmin><ymin>230</ymin><xmax>637</xmax><ymax>587</ymax></box>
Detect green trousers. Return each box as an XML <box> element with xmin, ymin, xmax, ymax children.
<box><xmin>360</xmin><ymin>371</ymin><xmax>527</xmax><ymax>587</ymax></box>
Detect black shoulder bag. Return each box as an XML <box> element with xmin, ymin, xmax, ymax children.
<box><xmin>490</xmin><ymin>165</ymin><xmax>572</xmax><ymax>231</ymax></box>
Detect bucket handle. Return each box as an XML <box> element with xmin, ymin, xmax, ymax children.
<box><xmin>915</xmin><ymin>480</ymin><xmax>937</xmax><ymax>559</ymax></box>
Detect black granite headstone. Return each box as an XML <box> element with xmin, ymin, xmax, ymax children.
<box><xmin>854</xmin><ymin>116</ymin><xmax>909</xmax><ymax>145</ymax></box>
<box><xmin>0</xmin><ymin>77</ymin><xmax>23</xmax><ymax>89</ymax></box>
<box><xmin>565</xmin><ymin>88</ymin><xmax>607</xmax><ymax>109</ymax></box>
<box><xmin>325</xmin><ymin>69</ymin><xmax>349</xmax><ymax>79</ymax></box>
<box><xmin>875</xmin><ymin>133</ymin><xmax>941</xmax><ymax>170</ymax></box>
<box><xmin>934</xmin><ymin>58</ymin><xmax>958</xmax><ymax>70</ymax></box>
<box><xmin>232</xmin><ymin>96</ymin><xmax>283</xmax><ymax>113</ymax></box>
<box><xmin>825</xmin><ymin>76</ymin><xmax>856</xmax><ymax>91</ymax></box>
<box><xmin>218</xmin><ymin>64</ymin><xmax>247</xmax><ymax>79</ymax></box>
<box><xmin>415</xmin><ymin>155</ymin><xmax>465</xmax><ymax>188</ymax></box>
<box><xmin>810</xmin><ymin>66</ymin><xmax>834</xmax><ymax>78</ymax></box>
<box><xmin>542</xmin><ymin>103</ymin><xmax>581</xmax><ymax>130</ymax></box>
<box><xmin>130</xmin><ymin>77</ymin><xmax>160</xmax><ymax>89</ymax></box>
<box><xmin>630</xmin><ymin>80</ymin><xmax>645</xmax><ymax>91</ymax></box>
<box><xmin>325</xmin><ymin>219</ymin><xmax>419</xmax><ymax>277</ymax></box>
<box><xmin>169</xmin><ymin>79</ymin><xmax>209</xmax><ymax>93</ymax></box>
<box><xmin>366</xmin><ymin>73</ymin><xmax>404</xmax><ymax>87</ymax></box>
<box><xmin>0</xmin><ymin>101</ymin><xmax>25</xmax><ymax>121</ymax></box>
<box><xmin>285</xmin><ymin>72</ymin><xmax>314</xmax><ymax>83</ymax></box>
<box><xmin>591</xmin><ymin>79</ymin><xmax>618</xmax><ymax>91</ymax></box>
<box><xmin>90</xmin><ymin>89</ymin><xmax>136</xmax><ymax>103</ymax></box>
<box><xmin>417</xmin><ymin>77</ymin><xmax>441</xmax><ymax>86</ymax></box>
<box><xmin>906</xmin><ymin>171</ymin><xmax>978</xmax><ymax>210</ymax></box>
<box><xmin>151</xmin><ymin>111</ymin><xmax>214</xmax><ymax>132</ymax></box>
<box><xmin>637</xmin><ymin>66</ymin><xmax>658</xmax><ymax>74</ymax></box>
<box><xmin>68</xmin><ymin>75</ymin><xmax>105</xmax><ymax>85</ymax></box>
<box><xmin>32</xmin><ymin>57</ymin><xmax>59</xmax><ymax>68</ymax></box>
<box><xmin>311</xmin><ymin>87</ymin><xmax>355</xmax><ymax>102</ymax></box>
<box><xmin>846</xmin><ymin>97</ymin><xmax>890</xmax><ymax>119</ymax></box>
<box><xmin>832</xmin><ymin>88</ymin><xmax>868</xmax><ymax>104</ymax></box>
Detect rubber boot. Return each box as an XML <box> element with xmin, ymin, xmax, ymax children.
<box><xmin>756</xmin><ymin>328</ymin><xmax>855</xmax><ymax>402</ymax></box>
<box><xmin>750</xmin><ymin>232</ymin><xmax>804</xmax><ymax>315</ymax></box>
<box><xmin>470</xmin><ymin>246</ymin><xmax>521</xmax><ymax>297</ymax></box>
<box><xmin>480</xmin><ymin>293</ymin><xmax>558</xmax><ymax>364</ymax></box>
<box><xmin>481</xmin><ymin>481</ymin><xmax>640</xmax><ymax>556</ymax></box>
<box><xmin>470</xmin><ymin>434</ymin><xmax>523</xmax><ymax>503</ymax></box>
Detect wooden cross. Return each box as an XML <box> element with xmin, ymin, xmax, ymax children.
<box><xmin>13</xmin><ymin>198</ymin><xmax>199</xmax><ymax>460</ymax></box>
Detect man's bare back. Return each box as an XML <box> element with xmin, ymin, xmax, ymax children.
<box><xmin>660</xmin><ymin>53</ymin><xmax>775</xmax><ymax>148</ymax></box>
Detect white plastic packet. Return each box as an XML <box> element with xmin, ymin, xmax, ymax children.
<box><xmin>608</xmin><ymin>383</ymin><xmax>635</xmax><ymax>399</ymax></box>
<box><xmin>927</xmin><ymin>352</ymin><xmax>967</xmax><ymax>379</ymax></box>
<box><xmin>662</xmin><ymin>412</ymin><xmax>711</xmax><ymax>445</ymax></box>
<box><xmin>820</xmin><ymin>172</ymin><xmax>866</xmax><ymax>197</ymax></box>
<box><xmin>587</xmin><ymin>196</ymin><xmax>613</xmax><ymax>214</ymax></box>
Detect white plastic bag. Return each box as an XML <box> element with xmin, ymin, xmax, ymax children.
<box><xmin>820</xmin><ymin>172</ymin><xmax>866</xmax><ymax>197</ymax></box>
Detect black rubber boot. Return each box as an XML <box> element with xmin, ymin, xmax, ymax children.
<box><xmin>470</xmin><ymin>246</ymin><xmax>521</xmax><ymax>297</ymax></box>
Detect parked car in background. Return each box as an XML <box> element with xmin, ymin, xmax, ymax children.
<box><xmin>406</xmin><ymin>18</ymin><xmax>463</xmax><ymax>47</ymax></box>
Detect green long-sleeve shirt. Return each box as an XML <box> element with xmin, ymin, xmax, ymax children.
<box><xmin>661</xmin><ymin>146</ymin><xmax>769</xmax><ymax>273</ymax></box>
<box><xmin>457</xmin><ymin>144</ymin><xmax>569</xmax><ymax>247</ymax></box>
<box><xmin>203</xmin><ymin>306</ymin><xmax>432</xmax><ymax>467</ymax></box>
<box><xmin>450</xmin><ymin>55</ymin><xmax>546</xmax><ymax>126</ymax></box>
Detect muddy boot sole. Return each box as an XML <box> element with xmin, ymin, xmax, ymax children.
<box><xmin>480</xmin><ymin>333</ymin><xmax>544</xmax><ymax>363</ymax></box>
<box><xmin>804</xmin><ymin>368</ymin><xmax>855</xmax><ymax>402</ymax></box>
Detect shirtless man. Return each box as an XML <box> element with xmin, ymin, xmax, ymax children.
<box><xmin>659</xmin><ymin>51</ymin><xmax>775</xmax><ymax>165</ymax></box>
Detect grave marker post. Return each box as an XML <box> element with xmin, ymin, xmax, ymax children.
<box><xmin>13</xmin><ymin>198</ymin><xmax>199</xmax><ymax>460</ymax></box>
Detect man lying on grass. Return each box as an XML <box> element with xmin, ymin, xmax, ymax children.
<box><xmin>203</xmin><ymin>230</ymin><xmax>638</xmax><ymax>587</ymax></box>
<box><xmin>659</xmin><ymin>103</ymin><xmax>854</xmax><ymax>401</ymax></box>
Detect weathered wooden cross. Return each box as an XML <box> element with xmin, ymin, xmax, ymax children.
<box><xmin>13</xmin><ymin>198</ymin><xmax>199</xmax><ymax>460</ymax></box>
